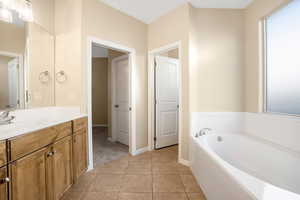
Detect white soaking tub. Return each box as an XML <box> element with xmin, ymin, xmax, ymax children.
<box><xmin>190</xmin><ymin>133</ymin><xmax>300</xmax><ymax>200</ymax></box>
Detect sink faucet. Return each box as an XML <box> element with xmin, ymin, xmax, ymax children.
<box><xmin>195</xmin><ymin>128</ymin><xmax>212</xmax><ymax>138</ymax></box>
<box><xmin>0</xmin><ymin>111</ymin><xmax>15</xmax><ymax>125</ymax></box>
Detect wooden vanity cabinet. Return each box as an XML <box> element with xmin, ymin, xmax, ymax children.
<box><xmin>0</xmin><ymin>141</ymin><xmax>6</xmax><ymax>168</ymax></box>
<box><xmin>51</xmin><ymin>136</ymin><xmax>73</xmax><ymax>200</ymax></box>
<box><xmin>0</xmin><ymin>166</ymin><xmax>8</xmax><ymax>200</ymax></box>
<box><xmin>72</xmin><ymin>118</ymin><xmax>88</xmax><ymax>183</ymax></box>
<box><xmin>3</xmin><ymin>117</ymin><xmax>87</xmax><ymax>200</ymax></box>
<box><xmin>9</xmin><ymin>147</ymin><xmax>50</xmax><ymax>200</ymax></box>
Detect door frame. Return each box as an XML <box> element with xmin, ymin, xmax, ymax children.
<box><xmin>0</xmin><ymin>51</ymin><xmax>26</xmax><ymax>109</ymax></box>
<box><xmin>148</xmin><ymin>41</ymin><xmax>184</xmax><ymax>163</ymax></box>
<box><xmin>87</xmin><ymin>37</ymin><xmax>137</xmax><ymax>170</ymax></box>
<box><xmin>111</xmin><ymin>54</ymin><xmax>130</xmax><ymax>143</ymax></box>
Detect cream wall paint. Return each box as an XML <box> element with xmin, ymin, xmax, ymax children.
<box><xmin>0</xmin><ymin>21</ymin><xmax>25</xmax><ymax>54</ymax></box>
<box><xmin>55</xmin><ymin>0</ymin><xmax>83</xmax><ymax>108</ymax></box>
<box><xmin>189</xmin><ymin>8</ymin><xmax>245</xmax><ymax>112</ymax></box>
<box><xmin>27</xmin><ymin>0</ymin><xmax>55</xmax><ymax>108</ymax></box>
<box><xmin>244</xmin><ymin>0</ymin><xmax>291</xmax><ymax>112</ymax></box>
<box><xmin>92</xmin><ymin>57</ymin><xmax>108</xmax><ymax>125</ymax></box>
<box><xmin>82</xmin><ymin>0</ymin><xmax>148</xmax><ymax>149</ymax></box>
<box><xmin>148</xmin><ymin>4</ymin><xmax>190</xmax><ymax>160</ymax></box>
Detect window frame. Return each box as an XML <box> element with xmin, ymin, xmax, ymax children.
<box><xmin>262</xmin><ymin>2</ymin><xmax>300</xmax><ymax>117</ymax></box>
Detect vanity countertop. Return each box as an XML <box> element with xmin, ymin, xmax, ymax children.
<box><xmin>0</xmin><ymin>107</ymin><xmax>87</xmax><ymax>141</ymax></box>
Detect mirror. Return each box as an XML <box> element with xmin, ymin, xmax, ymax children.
<box><xmin>0</xmin><ymin>0</ymin><xmax>55</xmax><ymax>111</ymax></box>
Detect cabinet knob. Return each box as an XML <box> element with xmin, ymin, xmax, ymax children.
<box><xmin>0</xmin><ymin>177</ymin><xmax>10</xmax><ymax>184</ymax></box>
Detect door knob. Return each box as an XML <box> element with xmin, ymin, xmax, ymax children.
<box><xmin>0</xmin><ymin>177</ymin><xmax>10</xmax><ymax>184</ymax></box>
<box><xmin>115</xmin><ymin>105</ymin><xmax>119</xmax><ymax>108</ymax></box>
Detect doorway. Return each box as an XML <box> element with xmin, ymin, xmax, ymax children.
<box><xmin>148</xmin><ymin>42</ymin><xmax>182</xmax><ymax>156</ymax></box>
<box><xmin>87</xmin><ymin>37</ymin><xmax>137</xmax><ymax>170</ymax></box>
<box><xmin>91</xmin><ymin>45</ymin><xmax>130</xmax><ymax>167</ymax></box>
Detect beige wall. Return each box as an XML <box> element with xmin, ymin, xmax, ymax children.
<box><xmin>0</xmin><ymin>56</ymin><xmax>12</xmax><ymax>110</ymax></box>
<box><xmin>244</xmin><ymin>0</ymin><xmax>291</xmax><ymax>112</ymax></box>
<box><xmin>92</xmin><ymin>58</ymin><xmax>108</xmax><ymax>125</ymax></box>
<box><xmin>27</xmin><ymin>0</ymin><xmax>55</xmax><ymax>108</ymax></box>
<box><xmin>0</xmin><ymin>21</ymin><xmax>25</xmax><ymax>54</ymax></box>
<box><xmin>189</xmin><ymin>8</ymin><xmax>245</xmax><ymax>112</ymax></box>
<box><xmin>55</xmin><ymin>0</ymin><xmax>83</xmax><ymax>108</ymax></box>
<box><xmin>148</xmin><ymin>4</ymin><xmax>190</xmax><ymax>160</ymax></box>
<box><xmin>82</xmin><ymin>0</ymin><xmax>148</xmax><ymax>149</ymax></box>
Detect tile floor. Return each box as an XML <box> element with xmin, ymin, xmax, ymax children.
<box><xmin>62</xmin><ymin>145</ymin><xmax>206</xmax><ymax>200</ymax></box>
<box><xmin>93</xmin><ymin>127</ymin><xmax>129</xmax><ymax>166</ymax></box>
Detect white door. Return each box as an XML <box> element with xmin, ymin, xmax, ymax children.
<box><xmin>155</xmin><ymin>56</ymin><xmax>179</xmax><ymax>149</ymax></box>
<box><xmin>112</xmin><ymin>55</ymin><xmax>130</xmax><ymax>146</ymax></box>
<box><xmin>8</xmin><ymin>58</ymin><xmax>19</xmax><ymax>108</ymax></box>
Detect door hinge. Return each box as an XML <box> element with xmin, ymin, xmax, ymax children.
<box><xmin>154</xmin><ymin>137</ymin><xmax>157</xmax><ymax>142</ymax></box>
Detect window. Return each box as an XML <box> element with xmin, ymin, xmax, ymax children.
<box><xmin>264</xmin><ymin>0</ymin><xmax>300</xmax><ymax>115</ymax></box>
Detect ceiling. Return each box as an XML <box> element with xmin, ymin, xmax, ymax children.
<box><xmin>99</xmin><ymin>0</ymin><xmax>254</xmax><ymax>24</ymax></box>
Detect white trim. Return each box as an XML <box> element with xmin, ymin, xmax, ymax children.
<box><xmin>92</xmin><ymin>124</ymin><xmax>108</xmax><ymax>127</ymax></box>
<box><xmin>148</xmin><ymin>41</ymin><xmax>183</xmax><ymax>161</ymax></box>
<box><xmin>132</xmin><ymin>146</ymin><xmax>149</xmax><ymax>156</ymax></box>
<box><xmin>87</xmin><ymin>37</ymin><xmax>137</xmax><ymax>171</ymax></box>
<box><xmin>111</xmin><ymin>54</ymin><xmax>130</xmax><ymax>143</ymax></box>
<box><xmin>0</xmin><ymin>51</ymin><xmax>25</xmax><ymax>110</ymax></box>
<box><xmin>179</xmin><ymin>158</ymin><xmax>190</xmax><ymax>167</ymax></box>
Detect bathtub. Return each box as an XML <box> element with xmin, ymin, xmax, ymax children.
<box><xmin>190</xmin><ymin>133</ymin><xmax>300</xmax><ymax>200</ymax></box>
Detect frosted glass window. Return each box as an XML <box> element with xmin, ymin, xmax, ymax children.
<box><xmin>265</xmin><ymin>0</ymin><xmax>300</xmax><ymax>115</ymax></box>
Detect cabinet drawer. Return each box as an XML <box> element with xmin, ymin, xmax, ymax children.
<box><xmin>54</xmin><ymin>122</ymin><xmax>72</xmax><ymax>139</ymax></box>
<box><xmin>73</xmin><ymin>117</ymin><xmax>88</xmax><ymax>133</ymax></box>
<box><xmin>9</xmin><ymin>122</ymin><xmax>72</xmax><ymax>161</ymax></box>
<box><xmin>0</xmin><ymin>141</ymin><xmax>6</xmax><ymax>168</ymax></box>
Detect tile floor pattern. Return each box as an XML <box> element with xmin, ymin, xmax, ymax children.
<box><xmin>62</xmin><ymin>145</ymin><xmax>206</xmax><ymax>200</ymax></box>
<box><xmin>93</xmin><ymin>127</ymin><xmax>129</xmax><ymax>166</ymax></box>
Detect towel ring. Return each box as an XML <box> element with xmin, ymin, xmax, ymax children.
<box><xmin>39</xmin><ymin>71</ymin><xmax>50</xmax><ymax>83</ymax></box>
<box><xmin>56</xmin><ymin>70</ymin><xmax>67</xmax><ymax>83</ymax></box>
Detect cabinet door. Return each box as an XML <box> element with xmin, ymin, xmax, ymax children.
<box><xmin>10</xmin><ymin>147</ymin><xmax>50</xmax><ymax>200</ymax></box>
<box><xmin>73</xmin><ymin>129</ymin><xmax>88</xmax><ymax>182</ymax></box>
<box><xmin>0</xmin><ymin>167</ymin><xmax>8</xmax><ymax>200</ymax></box>
<box><xmin>52</xmin><ymin>136</ymin><xmax>73</xmax><ymax>200</ymax></box>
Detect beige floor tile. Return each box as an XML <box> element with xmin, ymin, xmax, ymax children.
<box><xmin>177</xmin><ymin>164</ymin><xmax>193</xmax><ymax>175</ymax></box>
<box><xmin>61</xmin><ymin>191</ymin><xmax>86</xmax><ymax>200</ymax></box>
<box><xmin>180</xmin><ymin>175</ymin><xmax>202</xmax><ymax>193</ymax></box>
<box><xmin>152</xmin><ymin>152</ymin><xmax>178</xmax><ymax>163</ymax></box>
<box><xmin>120</xmin><ymin>174</ymin><xmax>152</xmax><ymax>192</ymax></box>
<box><xmin>71</xmin><ymin>172</ymin><xmax>97</xmax><ymax>191</ymax></box>
<box><xmin>82</xmin><ymin>192</ymin><xmax>119</xmax><ymax>200</ymax></box>
<box><xmin>125</xmin><ymin>162</ymin><xmax>152</xmax><ymax>174</ymax></box>
<box><xmin>89</xmin><ymin>174</ymin><xmax>123</xmax><ymax>192</ymax></box>
<box><xmin>186</xmin><ymin>193</ymin><xmax>206</xmax><ymax>200</ymax></box>
<box><xmin>119</xmin><ymin>193</ymin><xmax>153</xmax><ymax>200</ymax></box>
<box><xmin>128</xmin><ymin>152</ymin><xmax>152</xmax><ymax>162</ymax></box>
<box><xmin>94</xmin><ymin>159</ymin><xmax>128</xmax><ymax>174</ymax></box>
<box><xmin>153</xmin><ymin>175</ymin><xmax>185</xmax><ymax>192</ymax></box>
<box><xmin>153</xmin><ymin>193</ymin><xmax>188</xmax><ymax>200</ymax></box>
<box><xmin>152</xmin><ymin>163</ymin><xmax>179</xmax><ymax>174</ymax></box>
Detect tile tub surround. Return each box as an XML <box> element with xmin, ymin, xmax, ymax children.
<box><xmin>62</xmin><ymin>146</ymin><xmax>206</xmax><ymax>200</ymax></box>
<box><xmin>191</xmin><ymin>112</ymin><xmax>300</xmax><ymax>154</ymax></box>
<box><xmin>0</xmin><ymin>107</ymin><xmax>87</xmax><ymax>140</ymax></box>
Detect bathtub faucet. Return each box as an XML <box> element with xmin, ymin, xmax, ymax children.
<box><xmin>195</xmin><ymin>128</ymin><xmax>212</xmax><ymax>137</ymax></box>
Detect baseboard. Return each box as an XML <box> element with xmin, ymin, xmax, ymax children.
<box><xmin>132</xmin><ymin>146</ymin><xmax>148</xmax><ymax>156</ymax></box>
<box><xmin>93</xmin><ymin>124</ymin><xmax>108</xmax><ymax>127</ymax></box>
<box><xmin>179</xmin><ymin>158</ymin><xmax>190</xmax><ymax>166</ymax></box>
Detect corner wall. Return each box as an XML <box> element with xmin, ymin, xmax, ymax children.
<box><xmin>148</xmin><ymin>4</ymin><xmax>191</xmax><ymax>161</ymax></box>
<box><xmin>244</xmin><ymin>0</ymin><xmax>291</xmax><ymax>112</ymax></box>
<box><xmin>82</xmin><ymin>0</ymin><xmax>148</xmax><ymax>150</ymax></box>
